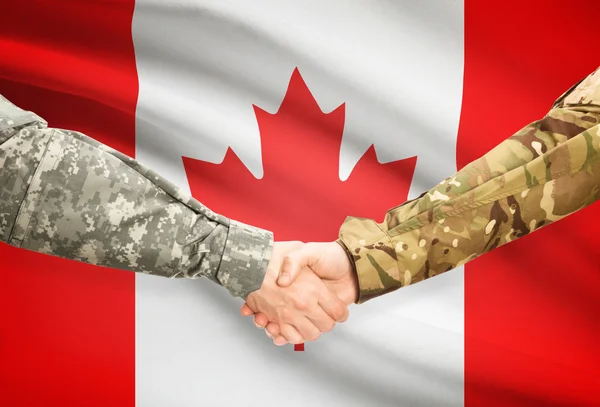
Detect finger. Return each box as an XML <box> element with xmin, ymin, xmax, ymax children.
<box><xmin>253</xmin><ymin>312</ymin><xmax>269</xmax><ymax>328</ymax></box>
<box><xmin>306</xmin><ymin>307</ymin><xmax>336</xmax><ymax>333</ymax></box>
<box><xmin>278</xmin><ymin>246</ymin><xmax>312</xmax><ymax>287</ymax></box>
<box><xmin>279</xmin><ymin>324</ymin><xmax>305</xmax><ymax>345</ymax></box>
<box><xmin>273</xmin><ymin>335</ymin><xmax>288</xmax><ymax>346</ymax></box>
<box><xmin>290</xmin><ymin>317</ymin><xmax>321</xmax><ymax>342</ymax></box>
<box><xmin>240</xmin><ymin>303</ymin><xmax>254</xmax><ymax>317</ymax></box>
<box><xmin>319</xmin><ymin>288</ymin><xmax>349</xmax><ymax>323</ymax></box>
<box><xmin>253</xmin><ymin>313</ymin><xmax>268</xmax><ymax>328</ymax></box>
<box><xmin>265</xmin><ymin>322</ymin><xmax>280</xmax><ymax>338</ymax></box>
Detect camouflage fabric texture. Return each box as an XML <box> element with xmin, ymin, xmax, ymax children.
<box><xmin>0</xmin><ymin>94</ymin><xmax>273</xmax><ymax>299</ymax></box>
<box><xmin>338</xmin><ymin>66</ymin><xmax>600</xmax><ymax>304</ymax></box>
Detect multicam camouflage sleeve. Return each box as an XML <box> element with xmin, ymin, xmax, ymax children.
<box><xmin>0</xmin><ymin>94</ymin><xmax>272</xmax><ymax>299</ymax></box>
<box><xmin>338</xmin><ymin>67</ymin><xmax>600</xmax><ymax>304</ymax></box>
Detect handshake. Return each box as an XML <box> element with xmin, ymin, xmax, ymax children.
<box><xmin>240</xmin><ymin>241</ymin><xmax>359</xmax><ymax>346</ymax></box>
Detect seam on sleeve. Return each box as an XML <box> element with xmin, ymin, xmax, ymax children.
<box><xmin>390</xmin><ymin>153</ymin><xmax>600</xmax><ymax>240</ymax></box>
<box><xmin>8</xmin><ymin>130</ymin><xmax>62</xmax><ymax>246</ymax></box>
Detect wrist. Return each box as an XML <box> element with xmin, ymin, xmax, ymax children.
<box><xmin>333</xmin><ymin>240</ymin><xmax>359</xmax><ymax>304</ymax></box>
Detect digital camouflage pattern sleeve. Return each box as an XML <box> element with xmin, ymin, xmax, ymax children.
<box><xmin>338</xmin><ymin>66</ymin><xmax>600</xmax><ymax>304</ymax></box>
<box><xmin>0</xmin><ymin>94</ymin><xmax>272</xmax><ymax>299</ymax></box>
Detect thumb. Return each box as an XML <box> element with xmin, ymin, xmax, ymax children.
<box><xmin>277</xmin><ymin>246</ymin><xmax>313</xmax><ymax>287</ymax></box>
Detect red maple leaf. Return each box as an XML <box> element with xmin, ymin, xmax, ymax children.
<box><xmin>183</xmin><ymin>68</ymin><xmax>417</xmax><ymax>351</ymax></box>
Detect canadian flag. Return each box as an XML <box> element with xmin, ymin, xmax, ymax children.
<box><xmin>1</xmin><ymin>1</ymin><xmax>599</xmax><ymax>406</ymax></box>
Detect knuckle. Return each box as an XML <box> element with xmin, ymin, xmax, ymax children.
<box><xmin>281</xmin><ymin>256</ymin><xmax>297</xmax><ymax>274</ymax></box>
<box><xmin>298</xmin><ymin>300</ymin><xmax>309</xmax><ymax>312</ymax></box>
<box><xmin>341</xmin><ymin>310</ymin><xmax>350</xmax><ymax>322</ymax></box>
<box><xmin>322</xmin><ymin>321</ymin><xmax>335</xmax><ymax>333</ymax></box>
<box><xmin>332</xmin><ymin>303</ymin><xmax>346</xmax><ymax>321</ymax></box>
<box><xmin>245</xmin><ymin>296</ymin><xmax>257</xmax><ymax>310</ymax></box>
<box><xmin>293</xmin><ymin>296</ymin><xmax>309</xmax><ymax>311</ymax></box>
<box><xmin>282</xmin><ymin>254</ymin><xmax>293</xmax><ymax>266</ymax></box>
<box><xmin>279</xmin><ymin>307</ymin><xmax>292</xmax><ymax>321</ymax></box>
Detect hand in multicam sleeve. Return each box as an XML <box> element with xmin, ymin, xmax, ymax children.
<box><xmin>242</xmin><ymin>241</ymin><xmax>352</xmax><ymax>344</ymax></box>
<box><xmin>241</xmin><ymin>242</ymin><xmax>359</xmax><ymax>346</ymax></box>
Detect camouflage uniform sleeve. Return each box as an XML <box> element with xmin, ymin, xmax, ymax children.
<box><xmin>0</xmin><ymin>94</ymin><xmax>272</xmax><ymax>299</ymax></box>
<box><xmin>338</xmin><ymin>67</ymin><xmax>600</xmax><ymax>304</ymax></box>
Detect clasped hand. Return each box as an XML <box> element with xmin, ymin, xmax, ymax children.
<box><xmin>240</xmin><ymin>241</ymin><xmax>359</xmax><ymax>346</ymax></box>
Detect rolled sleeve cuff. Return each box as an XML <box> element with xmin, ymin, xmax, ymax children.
<box><xmin>217</xmin><ymin>220</ymin><xmax>273</xmax><ymax>299</ymax></box>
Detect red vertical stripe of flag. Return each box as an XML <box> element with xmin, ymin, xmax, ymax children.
<box><xmin>0</xmin><ymin>1</ymin><xmax>138</xmax><ymax>406</ymax></box>
<box><xmin>1</xmin><ymin>1</ymin><xmax>600</xmax><ymax>406</ymax></box>
<box><xmin>462</xmin><ymin>1</ymin><xmax>600</xmax><ymax>406</ymax></box>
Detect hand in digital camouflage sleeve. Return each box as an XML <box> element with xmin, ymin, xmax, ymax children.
<box><xmin>241</xmin><ymin>242</ymin><xmax>359</xmax><ymax>346</ymax></box>
<box><xmin>0</xmin><ymin>94</ymin><xmax>274</xmax><ymax>299</ymax></box>
<box><xmin>0</xmin><ymin>93</ymin><xmax>350</xmax><ymax>334</ymax></box>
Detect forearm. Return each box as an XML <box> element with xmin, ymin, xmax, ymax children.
<box><xmin>339</xmin><ymin>104</ymin><xmax>600</xmax><ymax>303</ymax></box>
<box><xmin>0</xmin><ymin>95</ymin><xmax>272</xmax><ymax>299</ymax></box>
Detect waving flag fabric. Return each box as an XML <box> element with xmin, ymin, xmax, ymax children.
<box><xmin>1</xmin><ymin>1</ymin><xmax>599</xmax><ymax>406</ymax></box>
